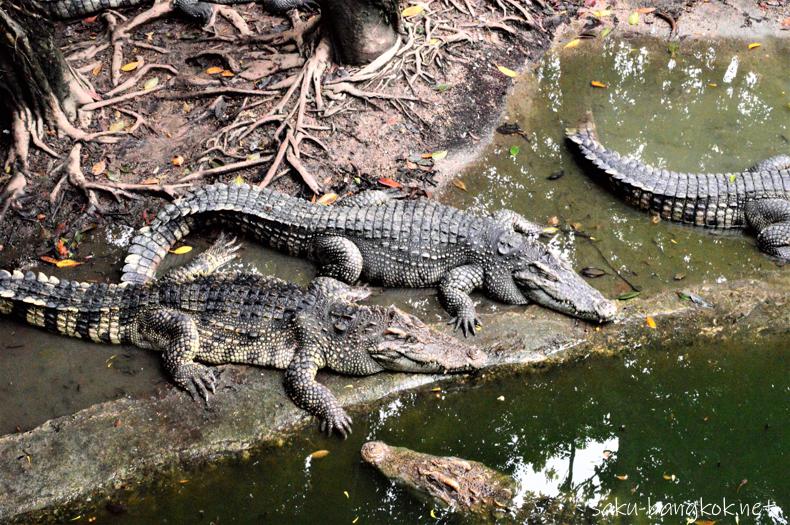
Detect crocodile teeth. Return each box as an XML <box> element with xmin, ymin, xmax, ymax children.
<box><xmin>49</xmin><ymin>276</ymin><xmax>60</xmax><ymax>285</ymax></box>
<box><xmin>38</xmin><ymin>272</ymin><xmax>48</xmax><ymax>283</ymax></box>
<box><xmin>0</xmin><ymin>270</ymin><xmax>10</xmax><ymax>278</ymax></box>
<box><xmin>0</xmin><ymin>290</ymin><xmax>14</xmax><ymax>298</ymax></box>
<box><xmin>12</xmin><ymin>270</ymin><xmax>24</xmax><ymax>279</ymax></box>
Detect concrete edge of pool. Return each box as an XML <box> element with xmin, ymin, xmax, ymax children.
<box><xmin>0</xmin><ymin>270</ymin><xmax>788</xmax><ymax>522</ymax></box>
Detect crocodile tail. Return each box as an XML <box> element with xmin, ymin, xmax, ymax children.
<box><xmin>565</xmin><ymin>111</ymin><xmax>598</xmax><ymax>146</ymax></box>
<box><xmin>121</xmin><ymin>183</ymin><xmax>263</xmax><ymax>284</ymax></box>
<box><xmin>0</xmin><ymin>270</ymin><xmax>139</xmax><ymax>343</ymax></box>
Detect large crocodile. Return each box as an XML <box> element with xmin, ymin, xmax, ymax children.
<box><xmin>361</xmin><ymin>441</ymin><xmax>597</xmax><ymax>523</ymax></box>
<box><xmin>0</xmin><ymin>238</ymin><xmax>486</xmax><ymax>437</ymax></box>
<box><xmin>567</xmin><ymin>111</ymin><xmax>790</xmax><ymax>260</ymax></box>
<box><xmin>120</xmin><ymin>184</ymin><xmax>617</xmax><ymax>336</ymax></box>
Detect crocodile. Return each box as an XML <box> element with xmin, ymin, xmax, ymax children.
<box><xmin>361</xmin><ymin>441</ymin><xmax>597</xmax><ymax>523</ymax></box>
<box><xmin>44</xmin><ymin>0</ymin><xmax>307</xmax><ymax>24</ymax></box>
<box><xmin>120</xmin><ymin>184</ymin><xmax>618</xmax><ymax>336</ymax></box>
<box><xmin>0</xmin><ymin>237</ymin><xmax>486</xmax><ymax>437</ymax></box>
<box><xmin>567</xmin><ymin>111</ymin><xmax>790</xmax><ymax>260</ymax></box>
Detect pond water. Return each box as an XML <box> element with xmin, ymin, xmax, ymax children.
<box><xmin>0</xmin><ymin>36</ymin><xmax>788</xmax><ymax>522</ymax></box>
<box><xmin>95</xmin><ymin>333</ymin><xmax>788</xmax><ymax>524</ymax></box>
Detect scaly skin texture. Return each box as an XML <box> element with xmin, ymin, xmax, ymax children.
<box><xmin>0</xmin><ymin>239</ymin><xmax>486</xmax><ymax>437</ymax></box>
<box><xmin>361</xmin><ymin>441</ymin><xmax>597</xmax><ymax>523</ymax></box>
<box><xmin>43</xmin><ymin>0</ymin><xmax>309</xmax><ymax>22</ymax></box>
<box><xmin>567</xmin><ymin>111</ymin><xmax>790</xmax><ymax>260</ymax></box>
<box><xmin>121</xmin><ymin>184</ymin><xmax>617</xmax><ymax>336</ymax></box>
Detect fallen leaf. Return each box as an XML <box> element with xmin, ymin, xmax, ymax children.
<box><xmin>673</xmin><ymin>272</ymin><xmax>686</xmax><ymax>281</ymax></box>
<box><xmin>120</xmin><ymin>61</ymin><xmax>140</xmax><ymax>72</ymax></box>
<box><xmin>592</xmin><ymin>9</ymin><xmax>612</xmax><ymax>17</ymax></box>
<box><xmin>509</xmin><ymin>145</ymin><xmax>520</xmax><ymax>156</ymax></box>
<box><xmin>171</xmin><ymin>155</ymin><xmax>185</xmax><ymax>166</ymax></box>
<box><xmin>452</xmin><ymin>179</ymin><xmax>467</xmax><ymax>191</ymax></box>
<box><xmin>352</xmin><ymin>517</ymin><xmax>359</xmax><ymax>524</ymax></box>
<box><xmin>108</xmin><ymin>120</ymin><xmax>126</xmax><ymax>133</ymax></box>
<box><xmin>496</xmin><ymin>64</ymin><xmax>519</xmax><ymax>78</ymax></box>
<box><xmin>547</xmin><ymin>170</ymin><xmax>564</xmax><ymax>180</ymax></box>
<box><xmin>182</xmin><ymin>102</ymin><xmax>192</xmax><ymax>114</ymax></box>
<box><xmin>317</xmin><ymin>193</ymin><xmax>339</xmax><ymax>205</ymax></box>
<box><xmin>590</xmin><ymin>80</ymin><xmax>607</xmax><ymax>88</ymax></box>
<box><xmin>615</xmin><ymin>474</ymin><xmax>629</xmax><ymax>480</ymax></box>
<box><xmin>496</xmin><ymin>395</ymin><xmax>505</xmax><ymax>401</ymax></box>
<box><xmin>169</xmin><ymin>246</ymin><xmax>193</xmax><ymax>255</ymax></box>
<box><xmin>428</xmin><ymin>38</ymin><xmax>440</xmax><ymax>45</ymax></box>
<box><xmin>431</xmin><ymin>150</ymin><xmax>448</xmax><ymax>160</ymax></box>
<box><xmin>581</xmin><ymin>267</ymin><xmax>606</xmax><ymax>278</ymax></box>
<box><xmin>401</xmin><ymin>4</ymin><xmax>424</xmax><ymax>17</ymax></box>
<box><xmin>141</xmin><ymin>178</ymin><xmax>159</xmax><ymax>185</ymax></box>
<box><xmin>55</xmin><ymin>259</ymin><xmax>83</xmax><ymax>268</ymax></box>
<box><xmin>782</xmin><ymin>17</ymin><xmax>790</xmax><ymax>28</ymax></box>
<box><xmin>662</xmin><ymin>473</ymin><xmax>676</xmax><ymax>481</ymax></box>
<box><xmin>646</xmin><ymin>316</ymin><xmax>657</xmax><ymax>329</ymax></box>
<box><xmin>635</xmin><ymin>7</ymin><xmax>656</xmax><ymax>14</ymax></box>
<box><xmin>233</xmin><ymin>175</ymin><xmax>245</xmax><ymax>185</ymax></box>
<box><xmin>378</xmin><ymin>177</ymin><xmax>402</xmax><ymax>189</ymax></box>
<box><xmin>431</xmin><ymin>387</ymin><xmax>442</xmax><ymax>392</ymax></box>
<box><xmin>564</xmin><ymin>38</ymin><xmax>581</xmax><ymax>49</ymax></box>
<box><xmin>651</xmin><ymin>214</ymin><xmax>661</xmax><ymax>224</ymax></box>
<box><xmin>542</xmin><ymin>227</ymin><xmax>559</xmax><ymax>234</ymax></box>
<box><xmin>91</xmin><ymin>160</ymin><xmax>106</xmax><ymax>176</ymax></box>
<box><xmin>547</xmin><ymin>216</ymin><xmax>560</xmax><ymax>227</ymax></box>
<box><xmin>600</xmin><ymin>27</ymin><xmax>612</xmax><ymax>39</ymax></box>
<box><xmin>747</xmin><ymin>42</ymin><xmax>761</xmax><ymax>50</ymax></box>
<box><xmin>430</xmin><ymin>509</ymin><xmax>438</xmax><ymax>519</ymax></box>
<box><xmin>178</xmin><ymin>479</ymin><xmax>190</xmax><ymax>484</ymax></box>
<box><xmin>310</xmin><ymin>450</ymin><xmax>330</xmax><ymax>459</ymax></box>
<box><xmin>220</xmin><ymin>70</ymin><xmax>234</xmax><ymax>77</ymax></box>
<box><xmin>628</xmin><ymin>12</ymin><xmax>639</xmax><ymax>25</ymax></box>
<box><xmin>343</xmin><ymin>491</ymin><xmax>349</xmax><ymax>498</ymax></box>
<box><xmin>143</xmin><ymin>77</ymin><xmax>159</xmax><ymax>90</ymax></box>
<box><xmin>82</xmin><ymin>15</ymin><xmax>98</xmax><ymax>23</ymax></box>
<box><xmin>205</xmin><ymin>66</ymin><xmax>224</xmax><ymax>75</ymax></box>
<box><xmin>56</xmin><ymin>238</ymin><xmax>69</xmax><ymax>257</ymax></box>
<box><xmin>617</xmin><ymin>291</ymin><xmax>641</xmax><ymax>301</ymax></box>
<box><xmin>435</xmin><ymin>83</ymin><xmax>450</xmax><ymax>92</ymax></box>
<box><xmin>728</xmin><ymin>173</ymin><xmax>737</xmax><ymax>183</ymax></box>
<box><xmin>40</xmin><ymin>256</ymin><xmax>60</xmax><ymax>265</ymax></box>
<box><xmin>708</xmin><ymin>82</ymin><xmax>717</xmax><ymax>88</ymax></box>
<box><xmin>91</xmin><ymin>62</ymin><xmax>103</xmax><ymax>77</ymax></box>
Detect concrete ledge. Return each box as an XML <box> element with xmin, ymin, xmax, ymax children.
<box><xmin>1</xmin><ymin>272</ymin><xmax>788</xmax><ymax>522</ymax></box>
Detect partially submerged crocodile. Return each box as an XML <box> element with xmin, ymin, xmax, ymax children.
<box><xmin>121</xmin><ymin>184</ymin><xmax>617</xmax><ymax>336</ymax></box>
<box><xmin>44</xmin><ymin>0</ymin><xmax>305</xmax><ymax>24</ymax></box>
<box><xmin>0</xmin><ymin>238</ymin><xmax>486</xmax><ymax>437</ymax></box>
<box><xmin>567</xmin><ymin>111</ymin><xmax>790</xmax><ymax>260</ymax></box>
<box><xmin>361</xmin><ymin>441</ymin><xmax>597</xmax><ymax>523</ymax></box>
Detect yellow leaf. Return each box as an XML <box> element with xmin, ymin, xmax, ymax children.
<box><xmin>178</xmin><ymin>479</ymin><xmax>190</xmax><ymax>484</ymax></box>
<box><xmin>590</xmin><ymin>80</ymin><xmax>607</xmax><ymax>88</ymax></box>
<box><xmin>452</xmin><ymin>179</ymin><xmax>467</xmax><ymax>191</ymax></box>
<box><xmin>615</xmin><ymin>474</ymin><xmax>628</xmax><ymax>480</ymax></box>
<box><xmin>120</xmin><ymin>61</ymin><xmax>140</xmax><ymax>72</ymax></box>
<box><xmin>169</xmin><ymin>246</ymin><xmax>193</xmax><ymax>255</ymax></box>
<box><xmin>747</xmin><ymin>42</ymin><xmax>761</xmax><ymax>50</ymax></box>
<box><xmin>310</xmin><ymin>449</ymin><xmax>330</xmax><ymax>459</ymax></box>
<box><xmin>401</xmin><ymin>4</ymin><xmax>424</xmax><ymax>17</ymax></box>
<box><xmin>646</xmin><ymin>316</ymin><xmax>657</xmax><ymax>329</ymax></box>
<box><xmin>182</xmin><ymin>102</ymin><xmax>192</xmax><ymax>114</ymax></box>
<box><xmin>496</xmin><ymin>64</ymin><xmax>518</xmax><ymax>78</ymax></box>
<box><xmin>430</xmin><ymin>509</ymin><xmax>438</xmax><ymax>519</ymax></box>
<box><xmin>663</xmin><ymin>473</ymin><xmax>676</xmax><ymax>481</ymax></box>
<box><xmin>91</xmin><ymin>62</ymin><xmax>103</xmax><ymax>77</ymax></box>
<box><xmin>232</xmin><ymin>175</ymin><xmax>245</xmax><ymax>185</ymax></box>
<box><xmin>628</xmin><ymin>12</ymin><xmax>639</xmax><ymax>25</ymax></box>
<box><xmin>91</xmin><ymin>160</ymin><xmax>106</xmax><ymax>176</ymax></box>
<box><xmin>428</xmin><ymin>38</ymin><xmax>440</xmax><ymax>45</ymax></box>
<box><xmin>108</xmin><ymin>120</ymin><xmax>126</xmax><ymax>133</ymax></box>
<box><xmin>171</xmin><ymin>155</ymin><xmax>185</xmax><ymax>166</ymax></box>
<box><xmin>592</xmin><ymin>9</ymin><xmax>612</xmax><ymax>17</ymax></box>
<box><xmin>431</xmin><ymin>150</ymin><xmax>448</xmax><ymax>160</ymax></box>
<box><xmin>55</xmin><ymin>259</ymin><xmax>83</xmax><ymax>268</ymax></box>
<box><xmin>143</xmin><ymin>77</ymin><xmax>159</xmax><ymax>90</ymax></box>
<box><xmin>205</xmin><ymin>66</ymin><xmax>224</xmax><ymax>75</ymax></box>
<box><xmin>220</xmin><ymin>70</ymin><xmax>234</xmax><ymax>77</ymax></box>
<box><xmin>564</xmin><ymin>38</ymin><xmax>581</xmax><ymax>49</ymax></box>
<box><xmin>352</xmin><ymin>518</ymin><xmax>359</xmax><ymax>524</ymax></box>
<box><xmin>317</xmin><ymin>193</ymin><xmax>339</xmax><ymax>205</ymax></box>
<box><xmin>343</xmin><ymin>491</ymin><xmax>350</xmax><ymax>498</ymax></box>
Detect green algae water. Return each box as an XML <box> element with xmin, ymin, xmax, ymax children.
<box><xmin>95</xmin><ymin>333</ymin><xmax>789</xmax><ymax>524</ymax></box>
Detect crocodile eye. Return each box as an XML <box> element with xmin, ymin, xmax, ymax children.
<box><xmin>529</xmin><ymin>261</ymin><xmax>559</xmax><ymax>282</ymax></box>
<box><xmin>334</xmin><ymin>319</ymin><xmax>350</xmax><ymax>333</ymax></box>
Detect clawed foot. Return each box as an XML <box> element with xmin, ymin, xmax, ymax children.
<box><xmin>319</xmin><ymin>407</ymin><xmax>353</xmax><ymax>438</ymax></box>
<box><xmin>173</xmin><ymin>363</ymin><xmax>218</xmax><ymax>403</ymax></box>
<box><xmin>206</xmin><ymin>232</ymin><xmax>243</xmax><ymax>266</ymax></box>
<box><xmin>448</xmin><ymin>314</ymin><xmax>480</xmax><ymax>337</ymax></box>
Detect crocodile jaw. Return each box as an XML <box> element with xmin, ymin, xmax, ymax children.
<box><xmin>369</xmin><ymin>307</ymin><xmax>487</xmax><ymax>373</ymax></box>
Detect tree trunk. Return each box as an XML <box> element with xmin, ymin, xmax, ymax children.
<box><xmin>0</xmin><ymin>0</ymin><xmax>93</xmax><ymax>169</ymax></box>
<box><xmin>319</xmin><ymin>0</ymin><xmax>399</xmax><ymax>65</ymax></box>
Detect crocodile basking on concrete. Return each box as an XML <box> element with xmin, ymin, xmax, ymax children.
<box><xmin>120</xmin><ymin>184</ymin><xmax>617</xmax><ymax>336</ymax></box>
<box><xmin>0</xmin><ymin>238</ymin><xmax>486</xmax><ymax>437</ymax></box>
<box><xmin>361</xmin><ymin>441</ymin><xmax>597</xmax><ymax>523</ymax></box>
<box><xmin>567</xmin><ymin>111</ymin><xmax>790</xmax><ymax>260</ymax></box>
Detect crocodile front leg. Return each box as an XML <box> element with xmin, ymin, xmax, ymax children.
<box><xmin>747</xmin><ymin>155</ymin><xmax>790</xmax><ymax>172</ymax></box>
<box><xmin>135</xmin><ymin>308</ymin><xmax>218</xmax><ymax>401</ymax></box>
<box><xmin>162</xmin><ymin>233</ymin><xmax>241</xmax><ymax>283</ymax></box>
<box><xmin>492</xmin><ymin>209</ymin><xmax>543</xmax><ymax>237</ymax></box>
<box><xmin>285</xmin><ymin>314</ymin><xmax>352</xmax><ymax>437</ymax></box>
<box><xmin>314</xmin><ymin>236</ymin><xmax>364</xmax><ymax>283</ymax></box>
<box><xmin>745</xmin><ymin>199</ymin><xmax>790</xmax><ymax>260</ymax></box>
<box><xmin>439</xmin><ymin>265</ymin><xmax>484</xmax><ymax>337</ymax></box>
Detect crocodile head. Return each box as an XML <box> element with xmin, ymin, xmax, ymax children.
<box><xmin>495</xmin><ymin>231</ymin><xmax>617</xmax><ymax>323</ymax></box>
<box><xmin>328</xmin><ymin>304</ymin><xmax>487</xmax><ymax>374</ymax></box>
